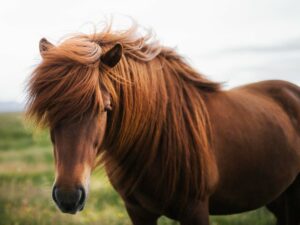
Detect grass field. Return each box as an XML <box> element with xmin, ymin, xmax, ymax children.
<box><xmin>0</xmin><ymin>113</ymin><xmax>276</xmax><ymax>225</ymax></box>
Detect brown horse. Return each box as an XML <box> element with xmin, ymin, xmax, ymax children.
<box><xmin>26</xmin><ymin>26</ymin><xmax>300</xmax><ymax>225</ymax></box>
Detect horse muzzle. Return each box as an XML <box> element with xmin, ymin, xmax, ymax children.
<box><xmin>52</xmin><ymin>185</ymin><xmax>86</xmax><ymax>214</ymax></box>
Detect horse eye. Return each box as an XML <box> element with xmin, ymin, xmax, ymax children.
<box><xmin>50</xmin><ymin>130</ymin><xmax>55</xmax><ymax>144</ymax></box>
<box><xmin>93</xmin><ymin>142</ymin><xmax>98</xmax><ymax>149</ymax></box>
<box><xmin>104</xmin><ymin>104</ymin><xmax>112</xmax><ymax>112</ymax></box>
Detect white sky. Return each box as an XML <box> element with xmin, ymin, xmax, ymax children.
<box><xmin>0</xmin><ymin>0</ymin><xmax>300</xmax><ymax>102</ymax></box>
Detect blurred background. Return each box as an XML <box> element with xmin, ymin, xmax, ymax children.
<box><xmin>0</xmin><ymin>0</ymin><xmax>299</xmax><ymax>224</ymax></box>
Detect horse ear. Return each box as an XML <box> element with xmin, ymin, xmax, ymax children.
<box><xmin>100</xmin><ymin>43</ymin><xmax>123</xmax><ymax>68</ymax></box>
<box><xmin>39</xmin><ymin>38</ymin><xmax>54</xmax><ymax>57</ymax></box>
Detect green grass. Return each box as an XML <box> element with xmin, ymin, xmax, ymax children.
<box><xmin>0</xmin><ymin>113</ymin><xmax>50</xmax><ymax>150</ymax></box>
<box><xmin>0</xmin><ymin>112</ymin><xmax>276</xmax><ymax>225</ymax></box>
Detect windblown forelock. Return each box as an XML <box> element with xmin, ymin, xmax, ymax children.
<box><xmin>26</xmin><ymin>37</ymin><xmax>103</xmax><ymax>128</ymax></box>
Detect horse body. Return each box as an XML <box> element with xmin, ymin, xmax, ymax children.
<box><xmin>208</xmin><ymin>80</ymin><xmax>300</xmax><ymax>214</ymax></box>
<box><xmin>108</xmin><ymin>80</ymin><xmax>300</xmax><ymax>222</ymax></box>
<box><xmin>26</xmin><ymin>26</ymin><xmax>300</xmax><ymax>225</ymax></box>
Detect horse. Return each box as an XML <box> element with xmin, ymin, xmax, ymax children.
<box><xmin>26</xmin><ymin>25</ymin><xmax>300</xmax><ymax>225</ymax></box>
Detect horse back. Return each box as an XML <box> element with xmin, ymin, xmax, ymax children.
<box><xmin>240</xmin><ymin>80</ymin><xmax>300</xmax><ymax>133</ymax></box>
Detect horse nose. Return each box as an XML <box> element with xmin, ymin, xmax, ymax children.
<box><xmin>52</xmin><ymin>185</ymin><xmax>86</xmax><ymax>214</ymax></box>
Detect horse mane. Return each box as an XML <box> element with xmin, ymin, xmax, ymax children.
<box><xmin>26</xmin><ymin>24</ymin><xmax>220</xmax><ymax>208</ymax></box>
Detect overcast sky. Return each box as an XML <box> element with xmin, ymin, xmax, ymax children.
<box><xmin>0</xmin><ymin>0</ymin><xmax>299</xmax><ymax>102</ymax></box>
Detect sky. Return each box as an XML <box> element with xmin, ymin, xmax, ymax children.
<box><xmin>0</xmin><ymin>0</ymin><xmax>300</xmax><ymax>102</ymax></box>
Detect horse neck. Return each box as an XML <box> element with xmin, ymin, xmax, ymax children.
<box><xmin>104</xmin><ymin>58</ymin><xmax>168</xmax><ymax>170</ymax></box>
<box><xmin>102</xmin><ymin>56</ymin><xmax>218</xmax><ymax>201</ymax></box>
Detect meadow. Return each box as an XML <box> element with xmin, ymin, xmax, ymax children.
<box><xmin>0</xmin><ymin>112</ymin><xmax>276</xmax><ymax>225</ymax></box>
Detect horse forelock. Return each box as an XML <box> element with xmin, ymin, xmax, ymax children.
<box><xmin>25</xmin><ymin>25</ymin><xmax>159</xmax><ymax>128</ymax></box>
<box><xmin>26</xmin><ymin>42</ymin><xmax>102</xmax><ymax>128</ymax></box>
<box><xmin>26</xmin><ymin>24</ymin><xmax>220</xmax><ymax>208</ymax></box>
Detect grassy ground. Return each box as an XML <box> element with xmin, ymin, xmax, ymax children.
<box><xmin>0</xmin><ymin>113</ymin><xmax>276</xmax><ymax>225</ymax></box>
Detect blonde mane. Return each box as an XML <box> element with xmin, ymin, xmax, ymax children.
<box><xmin>26</xmin><ymin>25</ymin><xmax>220</xmax><ymax>207</ymax></box>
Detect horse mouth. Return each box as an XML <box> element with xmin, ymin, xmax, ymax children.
<box><xmin>79</xmin><ymin>204</ymin><xmax>85</xmax><ymax>211</ymax></box>
<box><xmin>58</xmin><ymin>203</ymin><xmax>85</xmax><ymax>214</ymax></box>
<box><xmin>56</xmin><ymin>201</ymin><xmax>85</xmax><ymax>214</ymax></box>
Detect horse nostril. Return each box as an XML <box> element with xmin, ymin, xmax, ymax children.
<box><xmin>78</xmin><ymin>186</ymin><xmax>86</xmax><ymax>206</ymax></box>
<box><xmin>52</xmin><ymin>185</ymin><xmax>58</xmax><ymax>204</ymax></box>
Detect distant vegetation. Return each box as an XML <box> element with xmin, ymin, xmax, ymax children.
<box><xmin>0</xmin><ymin>113</ymin><xmax>275</xmax><ymax>225</ymax></box>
